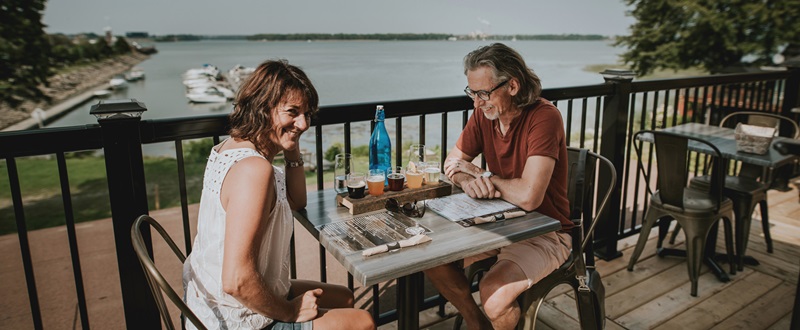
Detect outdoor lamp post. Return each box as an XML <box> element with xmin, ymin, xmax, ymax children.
<box><xmin>594</xmin><ymin>68</ymin><xmax>635</xmax><ymax>262</ymax></box>
<box><xmin>89</xmin><ymin>98</ymin><xmax>147</xmax><ymax>119</ymax></box>
<box><xmin>600</xmin><ymin>69</ymin><xmax>636</xmax><ymax>81</ymax></box>
<box><xmin>92</xmin><ymin>98</ymin><xmax>160</xmax><ymax>329</ymax></box>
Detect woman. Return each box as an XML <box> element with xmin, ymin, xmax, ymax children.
<box><xmin>183</xmin><ymin>60</ymin><xmax>375</xmax><ymax>330</ymax></box>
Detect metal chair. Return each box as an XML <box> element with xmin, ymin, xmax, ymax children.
<box><xmin>131</xmin><ymin>214</ymin><xmax>207</xmax><ymax>330</ymax></box>
<box><xmin>720</xmin><ymin>111</ymin><xmax>799</xmax><ymax>192</ymax></box>
<box><xmin>453</xmin><ymin>147</ymin><xmax>616</xmax><ymax>329</ymax></box>
<box><xmin>680</xmin><ymin>111</ymin><xmax>799</xmax><ymax>267</ymax></box>
<box><xmin>627</xmin><ymin>130</ymin><xmax>736</xmax><ymax>297</ymax></box>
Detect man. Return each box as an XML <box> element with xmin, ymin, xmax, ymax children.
<box><xmin>423</xmin><ymin>43</ymin><xmax>572</xmax><ymax>330</ymax></box>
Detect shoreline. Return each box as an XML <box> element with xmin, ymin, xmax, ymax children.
<box><xmin>0</xmin><ymin>53</ymin><xmax>150</xmax><ymax>131</ymax></box>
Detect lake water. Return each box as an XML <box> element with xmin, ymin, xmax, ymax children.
<box><xmin>49</xmin><ymin>40</ymin><xmax>623</xmax><ymax>157</ymax></box>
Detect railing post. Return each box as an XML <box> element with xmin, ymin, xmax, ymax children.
<box><xmin>781</xmin><ymin>66</ymin><xmax>800</xmax><ymax>119</ymax></box>
<box><xmin>91</xmin><ymin>100</ymin><xmax>160</xmax><ymax>329</ymax></box>
<box><xmin>594</xmin><ymin>70</ymin><xmax>634</xmax><ymax>261</ymax></box>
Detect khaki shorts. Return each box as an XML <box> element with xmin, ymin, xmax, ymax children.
<box><xmin>463</xmin><ymin>231</ymin><xmax>572</xmax><ymax>288</ymax></box>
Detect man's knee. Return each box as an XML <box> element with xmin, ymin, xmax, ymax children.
<box><xmin>478</xmin><ymin>261</ymin><xmax>528</xmax><ymax>319</ymax></box>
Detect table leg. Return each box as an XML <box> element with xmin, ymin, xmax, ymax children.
<box><xmin>397</xmin><ymin>272</ymin><xmax>422</xmax><ymax>329</ymax></box>
<box><xmin>658</xmin><ymin>222</ymin><xmax>739</xmax><ymax>282</ymax></box>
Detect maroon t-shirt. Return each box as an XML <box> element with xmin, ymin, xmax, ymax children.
<box><xmin>456</xmin><ymin>98</ymin><xmax>572</xmax><ymax>230</ymax></box>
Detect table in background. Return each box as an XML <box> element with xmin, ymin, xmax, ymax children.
<box><xmin>293</xmin><ymin>189</ymin><xmax>561</xmax><ymax>329</ymax></box>
<box><xmin>637</xmin><ymin>123</ymin><xmax>798</xmax><ymax>281</ymax></box>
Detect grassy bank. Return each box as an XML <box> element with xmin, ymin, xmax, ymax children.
<box><xmin>0</xmin><ymin>139</ymin><xmax>368</xmax><ymax>236</ymax></box>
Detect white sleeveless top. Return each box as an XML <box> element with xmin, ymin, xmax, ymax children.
<box><xmin>183</xmin><ymin>142</ymin><xmax>293</xmax><ymax>329</ymax></box>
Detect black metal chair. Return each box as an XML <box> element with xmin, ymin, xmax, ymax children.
<box><xmin>720</xmin><ymin>111</ymin><xmax>799</xmax><ymax>192</ymax></box>
<box><xmin>628</xmin><ymin>130</ymin><xmax>736</xmax><ymax>297</ymax></box>
<box><xmin>131</xmin><ymin>214</ymin><xmax>207</xmax><ymax>330</ymax></box>
<box><xmin>453</xmin><ymin>147</ymin><xmax>615</xmax><ymax>329</ymax></box>
<box><xmin>679</xmin><ymin>111</ymin><xmax>799</xmax><ymax>269</ymax></box>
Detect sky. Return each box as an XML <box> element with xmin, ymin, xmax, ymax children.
<box><xmin>42</xmin><ymin>0</ymin><xmax>635</xmax><ymax>37</ymax></box>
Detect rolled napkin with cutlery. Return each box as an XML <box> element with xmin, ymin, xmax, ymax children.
<box><xmin>362</xmin><ymin>234</ymin><xmax>432</xmax><ymax>257</ymax></box>
<box><xmin>473</xmin><ymin>210</ymin><xmax>527</xmax><ymax>225</ymax></box>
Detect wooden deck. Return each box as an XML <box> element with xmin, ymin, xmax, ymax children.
<box><xmin>1</xmin><ymin>184</ymin><xmax>796</xmax><ymax>329</ymax></box>
<box><xmin>419</xmin><ymin>184</ymin><xmax>800</xmax><ymax>330</ymax></box>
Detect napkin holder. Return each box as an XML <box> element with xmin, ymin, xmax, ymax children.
<box><xmin>734</xmin><ymin>123</ymin><xmax>775</xmax><ymax>155</ymax></box>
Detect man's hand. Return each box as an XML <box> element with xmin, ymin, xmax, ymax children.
<box><xmin>292</xmin><ymin>288</ymin><xmax>322</xmax><ymax>322</ymax></box>
<box><xmin>444</xmin><ymin>158</ymin><xmax>482</xmax><ymax>179</ymax></box>
<box><xmin>461</xmin><ymin>176</ymin><xmax>501</xmax><ymax>199</ymax></box>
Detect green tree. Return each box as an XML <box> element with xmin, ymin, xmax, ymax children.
<box><xmin>616</xmin><ymin>0</ymin><xmax>800</xmax><ymax>75</ymax></box>
<box><xmin>113</xmin><ymin>36</ymin><xmax>132</xmax><ymax>54</ymax></box>
<box><xmin>0</xmin><ymin>0</ymin><xmax>52</xmax><ymax>106</ymax></box>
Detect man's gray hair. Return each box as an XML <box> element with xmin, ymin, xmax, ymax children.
<box><xmin>463</xmin><ymin>43</ymin><xmax>542</xmax><ymax>108</ymax></box>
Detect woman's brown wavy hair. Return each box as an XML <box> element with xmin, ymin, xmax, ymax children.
<box><xmin>228</xmin><ymin>59</ymin><xmax>319</xmax><ymax>156</ymax></box>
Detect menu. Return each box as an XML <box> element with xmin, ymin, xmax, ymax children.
<box><xmin>318</xmin><ymin>211</ymin><xmax>431</xmax><ymax>253</ymax></box>
<box><xmin>426</xmin><ymin>193</ymin><xmax>517</xmax><ymax>223</ymax></box>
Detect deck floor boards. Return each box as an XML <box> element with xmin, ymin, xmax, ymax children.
<box><xmin>430</xmin><ymin>181</ymin><xmax>799</xmax><ymax>330</ymax></box>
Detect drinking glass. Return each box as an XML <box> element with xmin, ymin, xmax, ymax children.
<box><xmin>367</xmin><ymin>169</ymin><xmax>386</xmax><ymax>196</ymax></box>
<box><xmin>423</xmin><ymin>161</ymin><xmax>441</xmax><ymax>184</ymax></box>
<box><xmin>406</xmin><ymin>164</ymin><xmax>424</xmax><ymax>189</ymax></box>
<box><xmin>407</xmin><ymin>144</ymin><xmax>426</xmax><ymax>168</ymax></box>
<box><xmin>334</xmin><ymin>153</ymin><xmax>353</xmax><ymax>194</ymax></box>
<box><xmin>387</xmin><ymin>166</ymin><xmax>405</xmax><ymax>191</ymax></box>
<box><xmin>406</xmin><ymin>144</ymin><xmax>425</xmax><ymax>188</ymax></box>
<box><xmin>346</xmin><ymin>172</ymin><xmax>366</xmax><ymax>199</ymax></box>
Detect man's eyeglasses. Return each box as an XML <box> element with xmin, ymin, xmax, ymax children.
<box><xmin>464</xmin><ymin>80</ymin><xmax>508</xmax><ymax>101</ymax></box>
<box><xmin>385</xmin><ymin>198</ymin><xmax>426</xmax><ymax>218</ymax></box>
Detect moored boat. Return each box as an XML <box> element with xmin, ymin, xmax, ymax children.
<box><xmin>124</xmin><ymin>67</ymin><xmax>145</xmax><ymax>81</ymax></box>
<box><xmin>109</xmin><ymin>76</ymin><xmax>128</xmax><ymax>90</ymax></box>
<box><xmin>186</xmin><ymin>89</ymin><xmax>227</xmax><ymax>103</ymax></box>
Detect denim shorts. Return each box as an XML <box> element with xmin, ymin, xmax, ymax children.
<box><xmin>265</xmin><ymin>320</ymin><xmax>313</xmax><ymax>330</ymax></box>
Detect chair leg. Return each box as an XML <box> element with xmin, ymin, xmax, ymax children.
<box><xmin>628</xmin><ymin>210</ymin><xmax>660</xmax><ymax>271</ymax></box>
<box><xmin>680</xmin><ymin>221</ymin><xmax>711</xmax><ymax>297</ymax></box>
<box><xmin>722</xmin><ymin>216</ymin><xmax>736</xmax><ymax>275</ymax></box>
<box><xmin>656</xmin><ymin>218</ymin><xmax>672</xmax><ymax>249</ymax></box>
<box><xmin>733</xmin><ymin>201</ymin><xmax>755</xmax><ymax>272</ymax></box>
<box><xmin>759</xmin><ymin>199</ymin><xmax>772</xmax><ymax>253</ymax></box>
<box><xmin>517</xmin><ymin>294</ymin><xmax>545</xmax><ymax>330</ymax></box>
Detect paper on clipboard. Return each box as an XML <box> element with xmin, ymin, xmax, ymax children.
<box><xmin>427</xmin><ymin>193</ymin><xmax>518</xmax><ymax>223</ymax></box>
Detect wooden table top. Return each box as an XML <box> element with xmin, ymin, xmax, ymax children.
<box><xmin>293</xmin><ymin>189</ymin><xmax>562</xmax><ymax>286</ymax></box>
<box><xmin>638</xmin><ymin>123</ymin><xmax>797</xmax><ymax>167</ymax></box>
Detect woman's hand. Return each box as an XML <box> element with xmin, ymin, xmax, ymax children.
<box><xmin>291</xmin><ymin>288</ymin><xmax>322</xmax><ymax>322</ymax></box>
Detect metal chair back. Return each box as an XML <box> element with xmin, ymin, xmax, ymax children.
<box><xmin>453</xmin><ymin>147</ymin><xmax>616</xmax><ymax>330</ymax></box>
<box><xmin>131</xmin><ymin>214</ymin><xmax>207</xmax><ymax>330</ymax></box>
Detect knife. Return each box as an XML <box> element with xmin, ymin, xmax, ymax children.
<box><xmin>472</xmin><ymin>210</ymin><xmax>527</xmax><ymax>225</ymax></box>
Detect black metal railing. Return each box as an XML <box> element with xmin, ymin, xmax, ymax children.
<box><xmin>1</xmin><ymin>68</ymin><xmax>798</xmax><ymax>329</ymax></box>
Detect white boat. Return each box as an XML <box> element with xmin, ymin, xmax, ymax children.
<box><xmin>186</xmin><ymin>89</ymin><xmax>227</xmax><ymax>103</ymax></box>
<box><xmin>188</xmin><ymin>85</ymin><xmax>235</xmax><ymax>99</ymax></box>
<box><xmin>183</xmin><ymin>77</ymin><xmax>216</xmax><ymax>88</ymax></box>
<box><xmin>124</xmin><ymin>68</ymin><xmax>145</xmax><ymax>81</ymax></box>
<box><xmin>109</xmin><ymin>76</ymin><xmax>128</xmax><ymax>90</ymax></box>
<box><xmin>228</xmin><ymin>64</ymin><xmax>255</xmax><ymax>83</ymax></box>
<box><xmin>183</xmin><ymin>64</ymin><xmax>220</xmax><ymax>79</ymax></box>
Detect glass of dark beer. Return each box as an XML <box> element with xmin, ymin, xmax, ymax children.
<box><xmin>346</xmin><ymin>172</ymin><xmax>366</xmax><ymax>199</ymax></box>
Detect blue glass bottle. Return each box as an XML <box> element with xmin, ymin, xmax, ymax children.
<box><xmin>369</xmin><ymin>105</ymin><xmax>391</xmax><ymax>181</ymax></box>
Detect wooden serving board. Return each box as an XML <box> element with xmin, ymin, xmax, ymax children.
<box><xmin>336</xmin><ymin>181</ymin><xmax>453</xmax><ymax>215</ymax></box>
